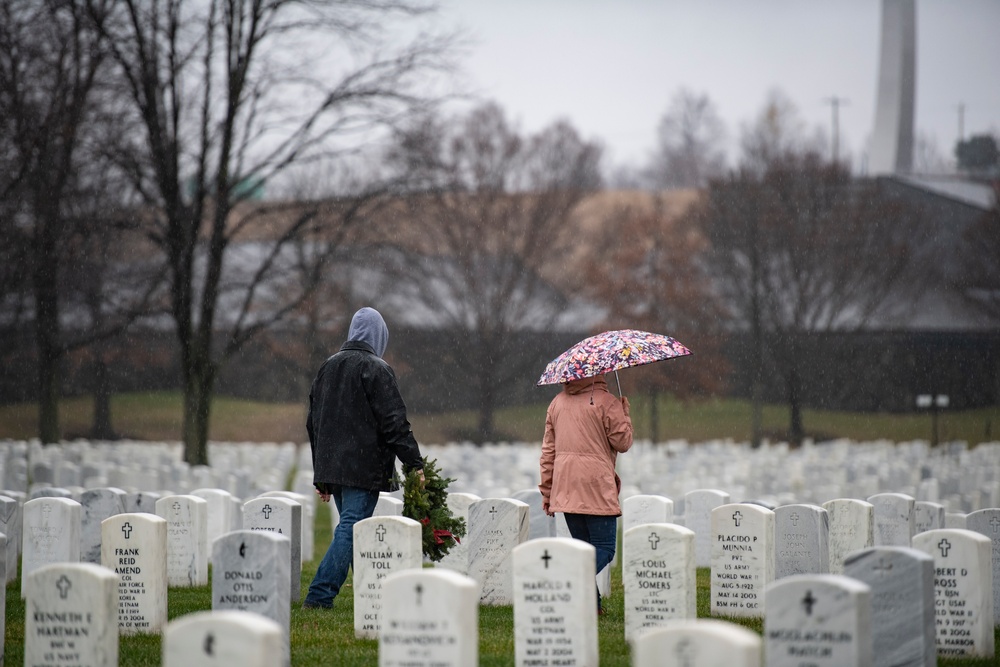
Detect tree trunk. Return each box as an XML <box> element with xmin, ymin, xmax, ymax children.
<box><xmin>182</xmin><ymin>358</ymin><xmax>214</xmax><ymax>466</ymax></box>
<box><xmin>34</xmin><ymin>235</ymin><xmax>61</xmax><ymax>445</ymax></box>
<box><xmin>649</xmin><ymin>389</ymin><xmax>659</xmax><ymax>444</ymax></box>
<box><xmin>749</xmin><ymin>325</ymin><xmax>764</xmax><ymax>449</ymax></box>
<box><xmin>91</xmin><ymin>357</ymin><xmax>115</xmax><ymax>440</ymax></box>
<box><xmin>788</xmin><ymin>365</ymin><xmax>804</xmax><ymax>446</ymax></box>
<box><xmin>477</xmin><ymin>379</ymin><xmax>496</xmax><ymax>444</ymax></box>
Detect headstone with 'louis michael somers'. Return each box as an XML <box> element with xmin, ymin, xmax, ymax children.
<box><xmin>622</xmin><ymin>523</ymin><xmax>696</xmax><ymax>642</ymax></box>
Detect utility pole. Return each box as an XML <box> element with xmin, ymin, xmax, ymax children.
<box><xmin>824</xmin><ymin>96</ymin><xmax>849</xmax><ymax>165</ymax></box>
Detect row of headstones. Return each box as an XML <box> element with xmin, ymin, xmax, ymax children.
<box><xmin>420</xmin><ymin>439</ymin><xmax>1000</xmax><ymax>516</ymax></box>
<box><xmin>0</xmin><ymin>439</ymin><xmax>299</xmax><ymax>500</ymax></box>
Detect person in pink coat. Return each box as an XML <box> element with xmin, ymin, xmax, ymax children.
<box><xmin>538</xmin><ymin>374</ymin><xmax>633</xmax><ymax>614</ymax></box>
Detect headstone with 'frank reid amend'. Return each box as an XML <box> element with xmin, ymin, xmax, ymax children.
<box><xmin>101</xmin><ymin>512</ymin><xmax>168</xmax><ymax>635</ymax></box>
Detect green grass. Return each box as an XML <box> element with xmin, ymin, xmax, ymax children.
<box><xmin>2</xmin><ymin>392</ymin><xmax>999</xmax><ymax>446</ymax></box>
<box><xmin>5</xmin><ymin>501</ymin><xmax>1000</xmax><ymax>665</ymax></box>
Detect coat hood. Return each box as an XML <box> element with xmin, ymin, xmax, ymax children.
<box><xmin>564</xmin><ymin>375</ymin><xmax>607</xmax><ymax>395</ymax></box>
<box><xmin>347</xmin><ymin>307</ymin><xmax>389</xmax><ymax>358</ymax></box>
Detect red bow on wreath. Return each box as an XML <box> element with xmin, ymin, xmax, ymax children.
<box><xmin>421</xmin><ymin>517</ymin><xmax>460</xmax><ymax>545</ymax></box>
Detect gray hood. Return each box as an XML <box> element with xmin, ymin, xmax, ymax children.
<box><xmin>347</xmin><ymin>307</ymin><xmax>389</xmax><ymax>358</ymax></box>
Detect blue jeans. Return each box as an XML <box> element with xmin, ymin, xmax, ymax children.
<box><xmin>563</xmin><ymin>513</ymin><xmax>618</xmax><ymax>609</ymax></box>
<box><xmin>305</xmin><ymin>485</ymin><xmax>380</xmax><ymax>607</ymax></box>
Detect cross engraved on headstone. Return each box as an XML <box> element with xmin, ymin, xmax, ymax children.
<box><xmin>204</xmin><ymin>633</ymin><xmax>214</xmax><ymax>655</ymax></box>
<box><xmin>938</xmin><ymin>538</ymin><xmax>952</xmax><ymax>557</ymax></box>
<box><xmin>122</xmin><ymin>522</ymin><xmax>133</xmax><ymax>539</ymax></box>
<box><xmin>874</xmin><ymin>557</ymin><xmax>893</xmax><ymax>577</ymax></box>
<box><xmin>675</xmin><ymin>636</ymin><xmax>696</xmax><ymax>667</ymax></box>
<box><xmin>56</xmin><ymin>574</ymin><xmax>72</xmax><ymax>599</ymax></box>
<box><xmin>415</xmin><ymin>583</ymin><xmax>423</xmax><ymax>606</ymax></box>
<box><xmin>489</xmin><ymin>506</ymin><xmax>498</xmax><ymax>519</ymax></box>
<box><xmin>261</xmin><ymin>504</ymin><xmax>272</xmax><ymax>519</ymax></box>
<box><xmin>802</xmin><ymin>590</ymin><xmax>817</xmax><ymax>615</ymax></box>
<box><xmin>732</xmin><ymin>511</ymin><xmax>743</xmax><ymax>527</ymax></box>
<box><xmin>990</xmin><ymin>516</ymin><xmax>1000</xmax><ymax>533</ymax></box>
<box><xmin>42</xmin><ymin>504</ymin><xmax>52</xmax><ymax>519</ymax></box>
<box><xmin>649</xmin><ymin>532</ymin><xmax>660</xmax><ymax>550</ymax></box>
<box><xmin>376</xmin><ymin>524</ymin><xmax>387</xmax><ymax>541</ymax></box>
<box><xmin>541</xmin><ymin>550</ymin><xmax>552</xmax><ymax>569</ymax></box>
<box><xmin>172</xmin><ymin>501</ymin><xmax>181</xmax><ymax>513</ymax></box>
<box><xmin>789</xmin><ymin>512</ymin><xmax>800</xmax><ymax>526</ymax></box>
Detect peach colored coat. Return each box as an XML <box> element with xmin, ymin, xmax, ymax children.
<box><xmin>538</xmin><ymin>375</ymin><xmax>633</xmax><ymax>516</ymax></box>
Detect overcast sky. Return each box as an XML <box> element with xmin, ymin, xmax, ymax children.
<box><xmin>436</xmin><ymin>0</ymin><xmax>1000</xmax><ymax>174</ymax></box>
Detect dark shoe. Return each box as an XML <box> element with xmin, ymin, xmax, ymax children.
<box><xmin>303</xmin><ymin>600</ymin><xmax>332</xmax><ymax>610</ymax></box>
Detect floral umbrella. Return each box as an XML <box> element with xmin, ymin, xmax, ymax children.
<box><xmin>536</xmin><ymin>329</ymin><xmax>692</xmax><ymax>391</ymax></box>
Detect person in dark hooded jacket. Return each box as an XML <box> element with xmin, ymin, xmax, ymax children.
<box><xmin>303</xmin><ymin>307</ymin><xmax>424</xmax><ymax>609</ymax></box>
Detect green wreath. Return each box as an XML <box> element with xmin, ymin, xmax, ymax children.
<box><xmin>401</xmin><ymin>457</ymin><xmax>466</xmax><ymax>562</ymax></box>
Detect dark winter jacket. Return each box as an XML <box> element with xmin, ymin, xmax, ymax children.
<box><xmin>306</xmin><ymin>339</ymin><xmax>423</xmax><ymax>492</ymax></box>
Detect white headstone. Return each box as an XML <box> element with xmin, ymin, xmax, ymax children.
<box><xmin>353</xmin><ymin>515</ymin><xmax>423</xmax><ymax>639</ymax></box>
<box><xmin>623</xmin><ymin>494</ymin><xmax>675</xmax><ymax>533</ymax></box>
<box><xmin>190</xmin><ymin>488</ymin><xmax>237</xmax><ymax>548</ymax></box>
<box><xmin>373</xmin><ymin>494</ymin><xmax>403</xmax><ymax>517</ymax></box>
<box><xmin>163</xmin><ymin>610</ymin><xmax>284</xmax><ymax>667</ymax></box>
<box><xmin>512</xmin><ymin>488</ymin><xmax>556</xmax><ymax>540</ymax></box>
<box><xmin>912</xmin><ymin>528</ymin><xmax>995</xmax><ymax>658</ymax></box>
<box><xmin>823</xmin><ymin>498</ymin><xmax>874</xmax><ymax>574</ymax></box>
<box><xmin>964</xmin><ymin>507</ymin><xmax>1000</xmax><ymax>625</ymax></box>
<box><xmin>378</xmin><ymin>569</ymin><xmax>479</xmax><ymax>667</ymax></box>
<box><xmin>437</xmin><ymin>492</ymin><xmax>480</xmax><ymax>575</ymax></box>
<box><xmin>623</xmin><ymin>523</ymin><xmax>696</xmax><ymax>642</ymax></box>
<box><xmin>774</xmin><ymin>504</ymin><xmax>829</xmax><ymax>579</ymax></box>
<box><xmin>467</xmin><ymin>498</ymin><xmax>529</xmax><ymax>606</ymax></box>
<box><xmin>686</xmin><ymin>489</ymin><xmax>730</xmax><ymax>568</ymax></box>
<box><xmin>843</xmin><ymin>546</ymin><xmax>936</xmax><ymax>667</ymax></box>
<box><xmin>764</xmin><ymin>574</ymin><xmax>872</xmax><ymax>667</ymax></box>
<box><xmin>212</xmin><ymin>529</ymin><xmax>291</xmax><ymax>664</ymax></box>
<box><xmin>243</xmin><ymin>497</ymin><xmax>301</xmax><ymax>602</ymax></box>
<box><xmin>914</xmin><ymin>501</ymin><xmax>945</xmax><ymax>534</ymax></box>
<box><xmin>80</xmin><ymin>487</ymin><xmax>127</xmax><ymax>564</ymax></box>
<box><xmin>631</xmin><ymin>618</ymin><xmax>762</xmax><ymax>667</ymax></box>
<box><xmin>0</xmin><ymin>494</ymin><xmax>19</xmax><ymax>583</ymax></box>
<box><xmin>711</xmin><ymin>503</ymin><xmax>774</xmax><ymax>617</ymax></box>
<box><xmin>24</xmin><ymin>563</ymin><xmax>119</xmax><ymax>667</ymax></box>
<box><xmin>869</xmin><ymin>492</ymin><xmax>915</xmax><ymax>547</ymax></box>
<box><xmin>21</xmin><ymin>496</ymin><xmax>82</xmax><ymax>598</ymax></box>
<box><xmin>513</xmin><ymin>537</ymin><xmax>598</xmax><ymax>667</ymax></box>
<box><xmin>259</xmin><ymin>490</ymin><xmax>313</xmax><ymax>563</ymax></box>
<box><xmin>101</xmin><ymin>512</ymin><xmax>168</xmax><ymax>635</ymax></box>
<box><xmin>155</xmin><ymin>494</ymin><xmax>209</xmax><ymax>587</ymax></box>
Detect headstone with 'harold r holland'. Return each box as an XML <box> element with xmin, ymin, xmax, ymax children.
<box><xmin>212</xmin><ymin>530</ymin><xmax>291</xmax><ymax>663</ymax></box>
<box><xmin>711</xmin><ymin>503</ymin><xmax>774</xmax><ymax>618</ymax></box>
<box><xmin>623</xmin><ymin>523</ymin><xmax>696</xmax><ymax>642</ymax></box>
<box><xmin>822</xmin><ymin>499</ymin><xmax>874</xmax><ymax>574</ymax></box>
<box><xmin>101</xmin><ymin>512</ymin><xmax>168</xmax><ymax>635</ymax></box>
<box><xmin>764</xmin><ymin>574</ymin><xmax>872</xmax><ymax>667</ymax></box>
<box><xmin>155</xmin><ymin>494</ymin><xmax>209</xmax><ymax>587</ymax></box>
<box><xmin>243</xmin><ymin>497</ymin><xmax>301</xmax><ymax>602</ymax></box>
<box><xmin>468</xmin><ymin>498</ymin><xmax>529</xmax><ymax>606</ymax></box>
<box><xmin>631</xmin><ymin>619</ymin><xmax>762</xmax><ymax>667</ymax></box>
<box><xmin>25</xmin><ymin>563</ymin><xmax>119</xmax><ymax>667</ymax></box>
<box><xmin>912</xmin><ymin>528</ymin><xmax>994</xmax><ymax>659</ymax></box>
<box><xmin>513</xmin><ymin>537</ymin><xmax>598</xmax><ymax>667</ymax></box>
<box><xmin>354</xmin><ymin>515</ymin><xmax>423</xmax><ymax>639</ymax></box>
<box><xmin>843</xmin><ymin>546</ymin><xmax>936</xmax><ymax>667</ymax></box>
<box><xmin>21</xmin><ymin>497</ymin><xmax>81</xmax><ymax>598</ymax></box>
<box><xmin>163</xmin><ymin>610</ymin><xmax>284</xmax><ymax>667</ymax></box>
<box><xmin>379</xmin><ymin>569</ymin><xmax>479</xmax><ymax>667</ymax></box>
<box><xmin>774</xmin><ymin>504</ymin><xmax>829</xmax><ymax>579</ymax></box>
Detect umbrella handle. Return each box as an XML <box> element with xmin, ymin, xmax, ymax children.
<box><xmin>614</xmin><ymin>370</ymin><xmax>622</xmax><ymax>399</ymax></box>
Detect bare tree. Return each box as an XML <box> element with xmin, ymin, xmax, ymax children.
<box><xmin>646</xmin><ymin>88</ymin><xmax>727</xmax><ymax>189</ymax></box>
<box><xmin>90</xmin><ymin>0</ymin><xmax>457</xmax><ymax>464</ymax></box>
<box><xmin>739</xmin><ymin>89</ymin><xmax>825</xmax><ymax>175</ymax></box>
<box><xmin>580</xmin><ymin>193</ymin><xmax>729</xmax><ymax>441</ymax></box>
<box><xmin>0</xmin><ymin>0</ymin><xmax>150</xmax><ymax>443</ymax></box>
<box><xmin>692</xmin><ymin>151</ymin><xmax>925</xmax><ymax>445</ymax></box>
<box><xmin>383</xmin><ymin>102</ymin><xmax>602</xmax><ymax>442</ymax></box>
